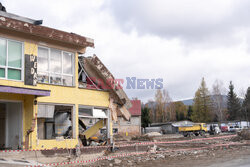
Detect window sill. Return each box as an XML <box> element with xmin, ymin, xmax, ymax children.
<box><xmin>78</xmin><ymin>86</ymin><xmax>108</xmax><ymax>92</ymax></box>
<box><xmin>37</xmin><ymin>82</ymin><xmax>76</xmax><ymax>88</ymax></box>
<box><xmin>37</xmin><ymin>138</ymin><xmax>76</xmax><ymax>141</ymax></box>
<box><xmin>0</xmin><ymin>77</ymin><xmax>24</xmax><ymax>82</ymax></box>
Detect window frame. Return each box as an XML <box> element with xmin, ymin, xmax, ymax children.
<box><xmin>0</xmin><ymin>37</ymin><xmax>24</xmax><ymax>81</ymax></box>
<box><xmin>37</xmin><ymin>45</ymin><xmax>75</xmax><ymax>86</ymax></box>
<box><xmin>37</xmin><ymin>102</ymin><xmax>76</xmax><ymax>140</ymax></box>
<box><xmin>78</xmin><ymin>105</ymin><xmax>108</xmax><ymax>118</ymax></box>
<box><xmin>78</xmin><ymin>105</ymin><xmax>94</xmax><ymax>118</ymax></box>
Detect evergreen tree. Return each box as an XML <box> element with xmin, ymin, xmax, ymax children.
<box><xmin>227</xmin><ymin>81</ymin><xmax>242</xmax><ymax>120</ymax></box>
<box><xmin>191</xmin><ymin>78</ymin><xmax>213</xmax><ymax>122</ymax></box>
<box><xmin>243</xmin><ymin>87</ymin><xmax>250</xmax><ymax>121</ymax></box>
<box><xmin>187</xmin><ymin>105</ymin><xmax>193</xmax><ymax>121</ymax></box>
<box><xmin>174</xmin><ymin>101</ymin><xmax>187</xmax><ymax>121</ymax></box>
<box><xmin>141</xmin><ymin>107</ymin><xmax>151</xmax><ymax>128</ymax></box>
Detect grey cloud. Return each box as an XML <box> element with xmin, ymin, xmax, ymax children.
<box><xmin>106</xmin><ymin>0</ymin><xmax>250</xmax><ymax>43</ymax></box>
<box><xmin>2</xmin><ymin>0</ymin><xmax>250</xmax><ymax>102</ymax></box>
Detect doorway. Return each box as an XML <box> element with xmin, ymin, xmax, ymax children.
<box><xmin>0</xmin><ymin>102</ymin><xmax>22</xmax><ymax>150</ymax></box>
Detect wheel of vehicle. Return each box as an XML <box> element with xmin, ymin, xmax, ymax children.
<box><xmin>189</xmin><ymin>132</ymin><xmax>194</xmax><ymax>137</ymax></box>
<box><xmin>200</xmin><ymin>131</ymin><xmax>205</xmax><ymax>136</ymax></box>
<box><xmin>183</xmin><ymin>132</ymin><xmax>188</xmax><ymax>137</ymax></box>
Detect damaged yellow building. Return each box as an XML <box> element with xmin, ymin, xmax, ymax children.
<box><xmin>0</xmin><ymin>11</ymin><xmax>131</xmax><ymax>150</ymax></box>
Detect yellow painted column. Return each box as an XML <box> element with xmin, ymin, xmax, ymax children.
<box><xmin>110</xmin><ymin>122</ymin><xmax>113</xmax><ymax>143</ymax></box>
<box><xmin>24</xmin><ymin>42</ymin><xmax>38</xmax><ymax>149</ymax></box>
<box><xmin>75</xmin><ymin>104</ymin><xmax>79</xmax><ymax>140</ymax></box>
<box><xmin>24</xmin><ymin>42</ymin><xmax>38</xmax><ymax>55</ymax></box>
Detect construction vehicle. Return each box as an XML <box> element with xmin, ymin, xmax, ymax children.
<box><xmin>79</xmin><ymin>119</ymin><xmax>107</xmax><ymax>146</ymax></box>
<box><xmin>64</xmin><ymin>118</ymin><xmax>107</xmax><ymax>146</ymax></box>
<box><xmin>178</xmin><ymin>123</ymin><xmax>208</xmax><ymax>137</ymax></box>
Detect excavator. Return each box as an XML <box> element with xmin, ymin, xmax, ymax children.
<box><xmin>63</xmin><ymin>115</ymin><xmax>107</xmax><ymax>146</ymax></box>
<box><xmin>78</xmin><ymin>119</ymin><xmax>107</xmax><ymax>146</ymax></box>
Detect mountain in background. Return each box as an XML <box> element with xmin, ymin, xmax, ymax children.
<box><xmin>143</xmin><ymin>95</ymin><xmax>243</xmax><ymax>108</ymax></box>
<box><xmin>181</xmin><ymin>99</ymin><xmax>194</xmax><ymax>106</ymax></box>
<box><xmin>178</xmin><ymin>95</ymin><xmax>243</xmax><ymax>107</ymax></box>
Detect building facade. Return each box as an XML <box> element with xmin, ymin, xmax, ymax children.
<box><xmin>0</xmin><ymin>11</ymin><xmax>132</xmax><ymax>150</ymax></box>
<box><xmin>113</xmin><ymin>100</ymin><xmax>141</xmax><ymax>136</ymax></box>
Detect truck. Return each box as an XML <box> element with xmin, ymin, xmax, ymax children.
<box><xmin>178</xmin><ymin>123</ymin><xmax>208</xmax><ymax>137</ymax></box>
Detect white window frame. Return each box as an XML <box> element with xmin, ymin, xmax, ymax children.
<box><xmin>0</xmin><ymin>37</ymin><xmax>24</xmax><ymax>81</ymax></box>
<box><xmin>37</xmin><ymin>46</ymin><xmax>75</xmax><ymax>86</ymax></box>
<box><xmin>78</xmin><ymin>105</ymin><xmax>94</xmax><ymax>118</ymax></box>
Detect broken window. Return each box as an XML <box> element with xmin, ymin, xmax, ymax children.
<box><xmin>37</xmin><ymin>104</ymin><xmax>74</xmax><ymax>140</ymax></box>
<box><xmin>78</xmin><ymin>61</ymin><xmax>87</xmax><ymax>83</ymax></box>
<box><xmin>78</xmin><ymin>106</ymin><xmax>107</xmax><ymax>119</ymax></box>
<box><xmin>78</xmin><ymin>58</ymin><xmax>101</xmax><ymax>89</ymax></box>
<box><xmin>37</xmin><ymin>46</ymin><xmax>74</xmax><ymax>86</ymax></box>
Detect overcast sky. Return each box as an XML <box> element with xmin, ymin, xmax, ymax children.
<box><xmin>2</xmin><ymin>0</ymin><xmax>250</xmax><ymax>102</ymax></box>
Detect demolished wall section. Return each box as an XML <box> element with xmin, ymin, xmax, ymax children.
<box><xmin>79</xmin><ymin>55</ymin><xmax>131</xmax><ymax>121</ymax></box>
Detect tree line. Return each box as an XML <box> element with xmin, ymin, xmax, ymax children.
<box><xmin>141</xmin><ymin>78</ymin><xmax>250</xmax><ymax>127</ymax></box>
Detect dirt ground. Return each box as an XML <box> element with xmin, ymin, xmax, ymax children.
<box><xmin>86</xmin><ymin>134</ymin><xmax>250</xmax><ymax>167</ymax></box>
<box><xmin>0</xmin><ymin>133</ymin><xmax>249</xmax><ymax>167</ymax></box>
<box><xmin>88</xmin><ymin>144</ymin><xmax>250</xmax><ymax>167</ymax></box>
<box><xmin>133</xmin><ymin>145</ymin><xmax>250</xmax><ymax>167</ymax></box>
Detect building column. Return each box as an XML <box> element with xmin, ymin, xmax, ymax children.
<box><xmin>107</xmin><ymin>109</ymin><xmax>113</xmax><ymax>144</ymax></box>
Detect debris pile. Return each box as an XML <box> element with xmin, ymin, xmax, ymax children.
<box><xmin>93</xmin><ymin>140</ymin><xmax>250</xmax><ymax>167</ymax></box>
<box><xmin>237</xmin><ymin>129</ymin><xmax>250</xmax><ymax>140</ymax></box>
<box><xmin>143</xmin><ymin>132</ymin><xmax>162</xmax><ymax>137</ymax></box>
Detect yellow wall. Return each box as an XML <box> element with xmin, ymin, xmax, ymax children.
<box><xmin>0</xmin><ymin>93</ymin><xmax>34</xmax><ymax>148</ymax></box>
<box><xmin>0</xmin><ymin>41</ymin><xmax>109</xmax><ymax>150</ymax></box>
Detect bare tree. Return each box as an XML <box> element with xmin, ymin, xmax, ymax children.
<box><xmin>211</xmin><ymin>79</ymin><xmax>227</xmax><ymax>121</ymax></box>
<box><xmin>155</xmin><ymin>89</ymin><xmax>165</xmax><ymax>122</ymax></box>
<box><xmin>155</xmin><ymin>89</ymin><xmax>175</xmax><ymax>122</ymax></box>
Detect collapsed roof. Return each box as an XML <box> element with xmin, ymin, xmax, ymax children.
<box><xmin>79</xmin><ymin>55</ymin><xmax>132</xmax><ymax>121</ymax></box>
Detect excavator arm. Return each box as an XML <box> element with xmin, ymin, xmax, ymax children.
<box><xmin>80</xmin><ymin>119</ymin><xmax>106</xmax><ymax>139</ymax></box>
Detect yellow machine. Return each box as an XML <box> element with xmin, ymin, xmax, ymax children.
<box><xmin>178</xmin><ymin>123</ymin><xmax>208</xmax><ymax>137</ymax></box>
<box><xmin>79</xmin><ymin>119</ymin><xmax>106</xmax><ymax>146</ymax></box>
<box><xmin>81</xmin><ymin>119</ymin><xmax>106</xmax><ymax>139</ymax></box>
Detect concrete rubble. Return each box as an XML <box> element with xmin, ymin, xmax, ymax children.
<box><xmin>1</xmin><ymin>133</ymin><xmax>249</xmax><ymax>166</ymax></box>
<box><xmin>86</xmin><ymin>134</ymin><xmax>250</xmax><ymax>167</ymax></box>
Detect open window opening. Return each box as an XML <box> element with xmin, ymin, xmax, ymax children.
<box><xmin>78</xmin><ymin>105</ymin><xmax>109</xmax><ymax>146</ymax></box>
<box><xmin>37</xmin><ymin>104</ymin><xmax>74</xmax><ymax>140</ymax></box>
<box><xmin>78</xmin><ymin>107</ymin><xmax>107</xmax><ymax>129</ymax></box>
<box><xmin>78</xmin><ymin>57</ymin><xmax>101</xmax><ymax>90</ymax></box>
